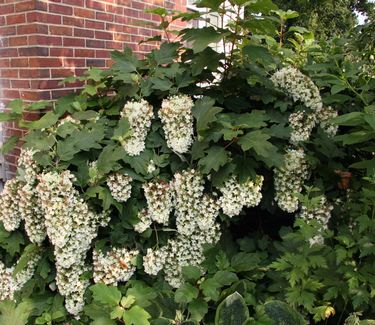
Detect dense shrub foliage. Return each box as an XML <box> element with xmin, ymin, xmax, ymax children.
<box><xmin>0</xmin><ymin>0</ymin><xmax>374</xmax><ymax>324</ymax></box>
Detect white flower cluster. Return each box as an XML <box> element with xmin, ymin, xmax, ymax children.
<box><xmin>36</xmin><ymin>170</ymin><xmax>110</xmax><ymax>315</ymax></box>
<box><xmin>143</xmin><ymin>180</ymin><xmax>173</xmax><ymax>225</ymax></box>
<box><xmin>134</xmin><ymin>209</ymin><xmax>152</xmax><ymax>233</ymax></box>
<box><xmin>107</xmin><ymin>173</ymin><xmax>133</xmax><ymax>202</ymax></box>
<box><xmin>317</xmin><ymin>106</ymin><xmax>338</xmax><ymax>137</ymax></box>
<box><xmin>17</xmin><ymin>149</ymin><xmax>46</xmax><ymax>244</ymax></box>
<box><xmin>93</xmin><ymin>247</ymin><xmax>138</xmax><ymax>286</ymax></box>
<box><xmin>142</xmin><ymin>169</ymin><xmax>222</xmax><ymax>287</ymax></box>
<box><xmin>219</xmin><ymin>175</ymin><xmax>264</xmax><ymax>217</ymax></box>
<box><xmin>120</xmin><ymin>99</ymin><xmax>153</xmax><ymax>156</ymax></box>
<box><xmin>159</xmin><ymin>95</ymin><xmax>194</xmax><ymax>154</ymax></box>
<box><xmin>173</xmin><ymin>169</ymin><xmax>210</xmax><ymax>235</ymax></box>
<box><xmin>289</xmin><ymin>111</ymin><xmax>316</xmax><ymax>144</ymax></box>
<box><xmin>271</xmin><ymin>67</ymin><xmax>323</xmax><ymax>111</ymax></box>
<box><xmin>272</xmin><ymin>67</ymin><xmax>339</xmax><ymax>143</ymax></box>
<box><xmin>0</xmin><ymin>251</ymin><xmax>41</xmax><ymax>301</ymax></box>
<box><xmin>274</xmin><ymin>148</ymin><xmax>310</xmax><ymax>213</ymax></box>
<box><xmin>0</xmin><ymin>178</ymin><xmax>22</xmax><ymax>232</ymax></box>
<box><xmin>298</xmin><ymin>196</ymin><xmax>333</xmax><ymax>246</ymax></box>
<box><xmin>58</xmin><ymin>115</ymin><xmax>81</xmax><ymax>127</ymax></box>
<box><xmin>143</xmin><ymin>225</ymin><xmax>220</xmax><ymax>288</ymax></box>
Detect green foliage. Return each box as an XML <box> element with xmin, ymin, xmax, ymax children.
<box><xmin>0</xmin><ymin>0</ymin><xmax>374</xmax><ymax>324</ymax></box>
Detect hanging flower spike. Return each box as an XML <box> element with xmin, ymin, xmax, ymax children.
<box><xmin>159</xmin><ymin>95</ymin><xmax>194</xmax><ymax>154</ymax></box>
<box><xmin>121</xmin><ymin>99</ymin><xmax>153</xmax><ymax>156</ymax></box>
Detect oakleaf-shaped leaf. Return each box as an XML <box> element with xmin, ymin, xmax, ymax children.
<box><xmin>192</xmin><ymin>97</ymin><xmax>223</xmax><ymax>135</ymax></box>
<box><xmin>182</xmin><ymin>27</ymin><xmax>229</xmax><ymax>53</ymax></box>
<box><xmin>122</xmin><ymin>305</ymin><xmax>151</xmax><ymax>325</ymax></box>
<box><xmin>198</xmin><ymin>146</ymin><xmax>228</xmax><ymax>174</ymax></box>
<box><xmin>90</xmin><ymin>284</ymin><xmax>122</xmax><ymax>307</ymax></box>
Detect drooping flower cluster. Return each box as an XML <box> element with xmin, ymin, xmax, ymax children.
<box><xmin>298</xmin><ymin>196</ymin><xmax>333</xmax><ymax>246</ymax></box>
<box><xmin>120</xmin><ymin>99</ymin><xmax>153</xmax><ymax>156</ymax></box>
<box><xmin>36</xmin><ymin>171</ymin><xmax>110</xmax><ymax>315</ymax></box>
<box><xmin>271</xmin><ymin>67</ymin><xmax>323</xmax><ymax>111</ymax></box>
<box><xmin>143</xmin><ymin>225</ymin><xmax>220</xmax><ymax>288</ymax></box>
<box><xmin>93</xmin><ymin>247</ymin><xmax>138</xmax><ymax>285</ymax></box>
<box><xmin>289</xmin><ymin>111</ymin><xmax>316</xmax><ymax>144</ymax></box>
<box><xmin>142</xmin><ymin>169</ymin><xmax>221</xmax><ymax>287</ymax></box>
<box><xmin>317</xmin><ymin>106</ymin><xmax>338</xmax><ymax>137</ymax></box>
<box><xmin>0</xmin><ymin>251</ymin><xmax>41</xmax><ymax>301</ymax></box>
<box><xmin>219</xmin><ymin>175</ymin><xmax>264</xmax><ymax>217</ymax></box>
<box><xmin>0</xmin><ymin>178</ymin><xmax>22</xmax><ymax>232</ymax></box>
<box><xmin>143</xmin><ymin>180</ymin><xmax>173</xmax><ymax>225</ymax></box>
<box><xmin>159</xmin><ymin>95</ymin><xmax>194</xmax><ymax>154</ymax></box>
<box><xmin>274</xmin><ymin>148</ymin><xmax>310</xmax><ymax>213</ymax></box>
<box><xmin>17</xmin><ymin>149</ymin><xmax>46</xmax><ymax>244</ymax></box>
<box><xmin>134</xmin><ymin>209</ymin><xmax>152</xmax><ymax>233</ymax></box>
<box><xmin>107</xmin><ymin>173</ymin><xmax>133</xmax><ymax>202</ymax></box>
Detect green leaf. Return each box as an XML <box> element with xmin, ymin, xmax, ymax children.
<box><xmin>150</xmin><ymin>77</ymin><xmax>173</xmax><ymax>91</ymax></box>
<box><xmin>20</xmin><ymin>111</ymin><xmax>59</xmax><ymax>130</ymax></box>
<box><xmin>245</xmin><ymin>0</ymin><xmax>278</xmax><ymax>13</ymax></box>
<box><xmin>126</xmin><ymin>281</ymin><xmax>157</xmax><ymax>308</ymax></box>
<box><xmin>214</xmin><ymin>292</ymin><xmax>249</xmax><ymax>325</ymax></box>
<box><xmin>0</xmin><ymin>300</ymin><xmax>34</xmax><ymax>325</ymax></box>
<box><xmin>175</xmin><ymin>283</ymin><xmax>199</xmax><ymax>304</ymax></box>
<box><xmin>231</xmin><ymin>252</ymin><xmax>261</xmax><ymax>272</ymax></box>
<box><xmin>151</xmin><ymin>42</ymin><xmax>179</xmax><ymax>65</ymax></box>
<box><xmin>198</xmin><ymin>146</ymin><xmax>228</xmax><ymax>174</ymax></box>
<box><xmin>195</xmin><ymin>0</ymin><xmax>225</xmax><ymax>10</ymax></box>
<box><xmin>200</xmin><ymin>278</ymin><xmax>222</xmax><ymax>301</ymax></box>
<box><xmin>112</xmin><ymin>118</ymin><xmax>131</xmax><ymax>141</ymax></box>
<box><xmin>0</xmin><ymin>112</ymin><xmax>19</xmax><ymax>122</ymax></box>
<box><xmin>243</xmin><ymin>45</ymin><xmax>274</xmax><ymax>66</ymax></box>
<box><xmin>182</xmin><ymin>27</ymin><xmax>229</xmax><ymax>53</ymax></box>
<box><xmin>27</xmin><ymin>100</ymin><xmax>51</xmax><ymax>111</ymax></box>
<box><xmin>192</xmin><ymin>97</ymin><xmax>223</xmax><ymax>135</ymax></box>
<box><xmin>188</xmin><ymin>298</ymin><xmax>208</xmax><ymax>321</ymax></box>
<box><xmin>13</xmin><ymin>244</ymin><xmax>39</xmax><ymax>276</ymax></box>
<box><xmin>238</xmin><ymin>111</ymin><xmax>269</xmax><ymax>129</ymax></box>
<box><xmin>92</xmin><ymin>317</ymin><xmax>117</xmax><ymax>325</ymax></box>
<box><xmin>7</xmin><ymin>99</ymin><xmax>24</xmax><ymax>114</ymax></box>
<box><xmin>264</xmin><ymin>300</ymin><xmax>305</xmax><ymax>325</ymax></box>
<box><xmin>0</xmin><ymin>136</ymin><xmax>19</xmax><ymax>154</ymax></box>
<box><xmin>0</xmin><ymin>225</ymin><xmax>25</xmax><ymax>256</ymax></box>
<box><xmin>90</xmin><ymin>284</ymin><xmax>122</xmax><ymax>307</ymax></box>
<box><xmin>182</xmin><ymin>265</ymin><xmax>202</xmax><ymax>282</ymax></box>
<box><xmin>96</xmin><ymin>145</ymin><xmax>125</xmax><ymax>175</ymax></box>
<box><xmin>213</xmin><ymin>271</ymin><xmax>239</xmax><ymax>286</ymax></box>
<box><xmin>123</xmin><ymin>305</ymin><xmax>151</xmax><ymax>325</ymax></box>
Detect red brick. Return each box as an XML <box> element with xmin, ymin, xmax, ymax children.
<box><xmin>31</xmin><ymin>79</ymin><xmax>61</xmax><ymax>90</ymax></box>
<box><xmin>63</xmin><ymin>16</ymin><xmax>85</xmax><ymax>27</ymax></box>
<box><xmin>124</xmin><ymin>8</ymin><xmax>139</xmax><ymax>18</ymax></box>
<box><xmin>0</xmin><ymin>4</ymin><xmax>15</xmax><ymax>15</ymax></box>
<box><xmin>0</xmin><ymin>26</ymin><xmax>16</xmax><ymax>36</ymax></box>
<box><xmin>28</xmin><ymin>35</ymin><xmax>62</xmax><ymax>46</ymax></box>
<box><xmin>96</xmin><ymin>12</ymin><xmax>114</xmax><ymax>22</ymax></box>
<box><xmin>33</xmin><ymin>12</ymin><xmax>62</xmax><ymax>24</ymax></box>
<box><xmin>50</xmin><ymin>48</ymin><xmax>74</xmax><ymax>57</ymax></box>
<box><xmin>19</xmin><ymin>47</ymin><xmax>49</xmax><ymax>57</ymax></box>
<box><xmin>9</xmin><ymin>36</ymin><xmax>28</xmax><ymax>46</ymax></box>
<box><xmin>0</xmin><ymin>48</ymin><xmax>18</xmax><ymax>57</ymax></box>
<box><xmin>113</xmin><ymin>33</ymin><xmax>131</xmax><ymax>42</ymax></box>
<box><xmin>85</xmin><ymin>20</ymin><xmax>105</xmax><ymax>29</ymax></box>
<box><xmin>74</xmin><ymin>7</ymin><xmax>95</xmax><ymax>19</ymax></box>
<box><xmin>51</xmin><ymin>68</ymin><xmax>75</xmax><ymax>78</ymax></box>
<box><xmin>19</xmin><ymin>69</ymin><xmax>50</xmax><ymax>78</ymax></box>
<box><xmin>75</xmin><ymin>49</ymin><xmax>95</xmax><ymax>57</ymax></box>
<box><xmin>63</xmin><ymin>37</ymin><xmax>85</xmax><ymax>47</ymax></box>
<box><xmin>29</xmin><ymin>58</ymin><xmax>62</xmax><ymax>68</ymax></box>
<box><xmin>86</xmin><ymin>58</ymin><xmax>105</xmax><ymax>67</ymax></box>
<box><xmin>35</xmin><ymin>1</ymin><xmax>48</xmax><ymax>11</ymax></box>
<box><xmin>0</xmin><ymin>79</ymin><xmax>10</xmax><ymax>88</ymax></box>
<box><xmin>11</xmin><ymin>58</ymin><xmax>29</xmax><ymax>67</ymax></box>
<box><xmin>7</xmin><ymin>14</ymin><xmax>26</xmax><ymax>25</ymax></box>
<box><xmin>15</xmin><ymin>0</ymin><xmax>35</xmax><ymax>12</ymax></box>
<box><xmin>1</xmin><ymin>69</ymin><xmax>18</xmax><ymax>78</ymax></box>
<box><xmin>85</xmin><ymin>0</ymin><xmax>105</xmax><ymax>10</ymax></box>
<box><xmin>95</xmin><ymin>50</ymin><xmax>110</xmax><ymax>58</ymax></box>
<box><xmin>74</xmin><ymin>28</ymin><xmax>94</xmax><ymax>38</ymax></box>
<box><xmin>49</xmin><ymin>3</ymin><xmax>73</xmax><ymax>15</ymax></box>
<box><xmin>20</xmin><ymin>90</ymin><xmax>51</xmax><ymax>101</ymax></box>
<box><xmin>95</xmin><ymin>30</ymin><xmax>113</xmax><ymax>40</ymax></box>
<box><xmin>63</xmin><ymin>0</ymin><xmax>84</xmax><ymax>6</ymax></box>
<box><xmin>106</xmin><ymin>4</ymin><xmax>123</xmax><ymax>14</ymax></box>
<box><xmin>106</xmin><ymin>22</ymin><xmax>123</xmax><ymax>32</ymax></box>
<box><xmin>2</xmin><ymin>89</ymin><xmax>20</xmax><ymax>99</ymax></box>
<box><xmin>49</xmin><ymin>25</ymin><xmax>73</xmax><ymax>36</ymax></box>
<box><xmin>132</xmin><ymin>1</ymin><xmax>145</xmax><ymax>10</ymax></box>
<box><xmin>17</xmin><ymin>24</ymin><xmax>48</xmax><ymax>35</ymax></box>
<box><xmin>52</xmin><ymin>88</ymin><xmax>75</xmax><ymax>99</ymax></box>
<box><xmin>86</xmin><ymin>39</ymin><xmax>105</xmax><ymax>48</ymax></box>
<box><xmin>0</xmin><ymin>59</ymin><xmax>10</xmax><ymax>68</ymax></box>
<box><xmin>62</xmin><ymin>58</ymin><xmax>85</xmax><ymax>67</ymax></box>
<box><xmin>106</xmin><ymin>41</ymin><xmax>123</xmax><ymax>50</ymax></box>
<box><xmin>11</xmin><ymin>79</ymin><xmax>30</xmax><ymax>89</ymax></box>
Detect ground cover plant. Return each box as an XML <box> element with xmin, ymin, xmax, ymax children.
<box><xmin>0</xmin><ymin>0</ymin><xmax>374</xmax><ymax>324</ymax></box>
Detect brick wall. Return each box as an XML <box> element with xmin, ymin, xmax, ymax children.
<box><xmin>0</xmin><ymin>0</ymin><xmax>186</xmax><ymax>178</ymax></box>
